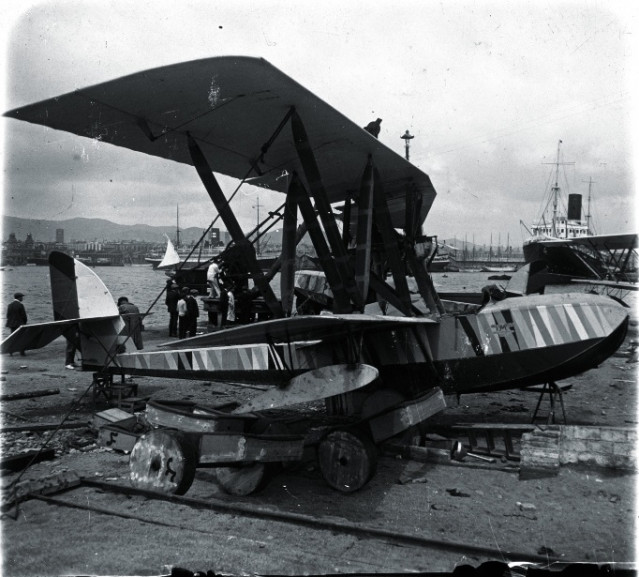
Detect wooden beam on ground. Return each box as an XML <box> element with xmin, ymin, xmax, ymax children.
<box><xmin>1</xmin><ymin>449</ymin><xmax>55</xmax><ymax>472</ymax></box>
<box><xmin>80</xmin><ymin>479</ymin><xmax>559</xmax><ymax>564</ymax></box>
<box><xmin>0</xmin><ymin>388</ymin><xmax>60</xmax><ymax>402</ymax></box>
<box><xmin>1</xmin><ymin>471</ymin><xmax>81</xmax><ymax>512</ymax></box>
<box><xmin>1</xmin><ymin>422</ymin><xmax>88</xmax><ymax>433</ymax></box>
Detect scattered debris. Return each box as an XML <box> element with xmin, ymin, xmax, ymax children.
<box><xmin>446</xmin><ymin>488</ymin><xmax>471</xmax><ymax>497</ymax></box>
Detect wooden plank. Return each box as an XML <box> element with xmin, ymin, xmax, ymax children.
<box><xmin>145</xmin><ymin>400</ymin><xmax>254</xmax><ymax>434</ymax></box>
<box><xmin>0</xmin><ymin>388</ymin><xmax>60</xmax><ymax>401</ymax></box>
<box><xmin>1</xmin><ymin>422</ymin><xmax>87</xmax><ymax>433</ymax></box>
<box><xmin>1</xmin><ymin>449</ymin><xmax>56</xmax><ymax>472</ymax></box>
<box><xmin>368</xmin><ymin>387</ymin><xmax>446</xmax><ymax>443</ymax></box>
<box><xmin>198</xmin><ymin>432</ymin><xmax>304</xmax><ymax>464</ymax></box>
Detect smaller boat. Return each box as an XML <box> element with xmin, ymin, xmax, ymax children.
<box><xmin>481</xmin><ymin>265</ymin><xmax>518</xmax><ymax>273</ymax></box>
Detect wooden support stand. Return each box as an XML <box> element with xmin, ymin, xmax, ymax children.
<box><xmin>527</xmin><ymin>381</ymin><xmax>569</xmax><ymax>425</ymax></box>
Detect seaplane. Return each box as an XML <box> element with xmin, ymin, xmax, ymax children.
<box><xmin>2</xmin><ymin>57</ymin><xmax>630</xmax><ymax>496</ymax></box>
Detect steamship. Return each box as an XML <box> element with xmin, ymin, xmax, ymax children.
<box><xmin>523</xmin><ymin>141</ymin><xmax>607</xmax><ymax>283</ymax></box>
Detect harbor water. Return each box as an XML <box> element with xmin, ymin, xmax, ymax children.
<box><xmin>1</xmin><ymin>265</ymin><xmax>635</xmax><ymax>332</ymax></box>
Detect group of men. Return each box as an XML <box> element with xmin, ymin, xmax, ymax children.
<box><xmin>165</xmin><ymin>281</ymin><xmax>200</xmax><ymax>339</ymax></box>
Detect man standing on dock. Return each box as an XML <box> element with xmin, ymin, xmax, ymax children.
<box><xmin>186</xmin><ymin>289</ymin><xmax>200</xmax><ymax>337</ymax></box>
<box><xmin>5</xmin><ymin>292</ymin><xmax>27</xmax><ymax>356</ymax></box>
<box><xmin>207</xmin><ymin>260</ymin><xmax>220</xmax><ymax>297</ymax></box>
<box><xmin>177</xmin><ymin>288</ymin><xmax>190</xmax><ymax>339</ymax></box>
<box><xmin>165</xmin><ymin>280</ymin><xmax>179</xmax><ymax>337</ymax></box>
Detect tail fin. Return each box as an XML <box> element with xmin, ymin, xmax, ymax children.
<box><xmin>2</xmin><ymin>252</ymin><xmax>124</xmax><ymax>368</ymax></box>
<box><xmin>49</xmin><ymin>251</ymin><xmax>119</xmax><ymax>320</ymax></box>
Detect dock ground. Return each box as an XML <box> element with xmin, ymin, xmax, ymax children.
<box><xmin>1</xmin><ymin>319</ymin><xmax>637</xmax><ymax>575</ymax></box>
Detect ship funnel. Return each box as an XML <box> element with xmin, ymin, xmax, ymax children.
<box><xmin>567</xmin><ymin>194</ymin><xmax>582</xmax><ymax>221</ymax></box>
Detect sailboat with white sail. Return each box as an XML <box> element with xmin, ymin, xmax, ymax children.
<box><xmin>145</xmin><ymin>206</ymin><xmax>221</xmax><ymax>269</ymax></box>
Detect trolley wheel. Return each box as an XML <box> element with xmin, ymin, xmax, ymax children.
<box><xmin>129</xmin><ymin>429</ymin><xmax>197</xmax><ymax>495</ymax></box>
<box><xmin>216</xmin><ymin>463</ymin><xmax>267</xmax><ymax>496</ymax></box>
<box><xmin>318</xmin><ymin>428</ymin><xmax>378</xmax><ymax>493</ymax></box>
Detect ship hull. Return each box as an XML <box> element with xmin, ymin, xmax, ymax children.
<box><xmin>523</xmin><ymin>239</ymin><xmax>608</xmax><ymax>283</ymax></box>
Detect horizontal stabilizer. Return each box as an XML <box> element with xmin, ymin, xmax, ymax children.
<box><xmin>1</xmin><ymin>319</ymin><xmax>83</xmax><ymax>355</ymax></box>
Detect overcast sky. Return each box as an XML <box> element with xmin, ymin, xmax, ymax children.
<box><xmin>2</xmin><ymin>1</ymin><xmax>637</xmax><ymax>247</ymax></box>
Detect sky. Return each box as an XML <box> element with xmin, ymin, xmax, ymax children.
<box><xmin>1</xmin><ymin>0</ymin><xmax>637</xmax><ymax>248</ymax></box>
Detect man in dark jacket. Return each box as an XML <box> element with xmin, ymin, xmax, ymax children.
<box><xmin>186</xmin><ymin>289</ymin><xmax>200</xmax><ymax>337</ymax></box>
<box><xmin>117</xmin><ymin>296</ymin><xmax>144</xmax><ymax>350</ymax></box>
<box><xmin>6</xmin><ymin>292</ymin><xmax>27</xmax><ymax>356</ymax></box>
<box><xmin>165</xmin><ymin>280</ymin><xmax>179</xmax><ymax>337</ymax></box>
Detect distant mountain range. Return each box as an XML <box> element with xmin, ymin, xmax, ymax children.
<box><xmin>3</xmin><ymin>215</ymin><xmax>214</xmax><ymax>244</ymax></box>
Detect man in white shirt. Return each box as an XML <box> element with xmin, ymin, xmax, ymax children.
<box><xmin>207</xmin><ymin>261</ymin><xmax>220</xmax><ymax>297</ymax></box>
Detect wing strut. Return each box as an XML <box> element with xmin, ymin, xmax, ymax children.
<box><xmin>280</xmin><ymin>189</ymin><xmax>298</xmax><ymax>316</ymax></box>
<box><xmin>290</xmin><ymin>174</ymin><xmax>353</xmax><ymax>313</ymax></box>
<box><xmin>372</xmin><ymin>168</ymin><xmax>414</xmax><ymax>316</ymax></box>
<box><xmin>291</xmin><ymin>111</ymin><xmax>364</xmax><ymax>311</ymax></box>
<box><xmin>354</xmin><ymin>157</ymin><xmax>375</xmax><ymax>304</ymax></box>
<box><xmin>187</xmin><ymin>134</ymin><xmax>283</xmax><ymax>318</ymax></box>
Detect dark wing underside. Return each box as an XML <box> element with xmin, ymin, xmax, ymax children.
<box><xmin>5</xmin><ymin>56</ymin><xmax>436</xmax><ymax>228</ymax></box>
<box><xmin>160</xmin><ymin>313</ymin><xmax>438</xmax><ymax>348</ymax></box>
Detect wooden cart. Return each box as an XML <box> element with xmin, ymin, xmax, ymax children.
<box><xmin>129</xmin><ymin>381</ymin><xmax>446</xmax><ymax>496</ymax></box>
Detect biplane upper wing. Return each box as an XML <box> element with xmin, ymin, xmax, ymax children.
<box><xmin>161</xmin><ymin>313</ymin><xmax>438</xmax><ymax>349</ymax></box>
<box><xmin>4</xmin><ymin>57</ymin><xmax>436</xmax><ymax>228</ymax></box>
<box><xmin>535</xmin><ymin>233</ymin><xmax>638</xmax><ymax>250</ymax></box>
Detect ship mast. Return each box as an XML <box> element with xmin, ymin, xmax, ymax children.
<box><xmin>551</xmin><ymin>141</ymin><xmax>561</xmax><ymax>238</ymax></box>
<box><xmin>176</xmin><ymin>205</ymin><xmax>180</xmax><ymax>249</ymax></box>
<box><xmin>543</xmin><ymin>140</ymin><xmax>574</xmax><ymax>238</ymax></box>
<box><xmin>585</xmin><ymin>177</ymin><xmax>595</xmax><ymax>234</ymax></box>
